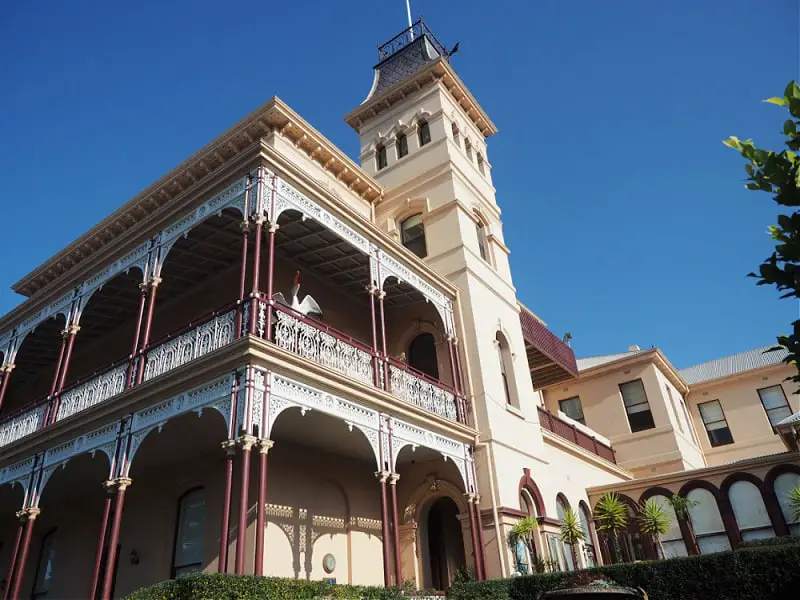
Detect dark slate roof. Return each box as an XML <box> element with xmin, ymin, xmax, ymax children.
<box><xmin>679</xmin><ymin>345</ymin><xmax>790</xmax><ymax>385</ymax></box>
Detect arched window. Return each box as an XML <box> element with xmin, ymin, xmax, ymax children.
<box><xmin>32</xmin><ymin>528</ymin><xmax>57</xmax><ymax>598</ymax></box>
<box><xmin>173</xmin><ymin>488</ymin><xmax>206</xmax><ymax>577</ymax></box>
<box><xmin>451</xmin><ymin>122</ymin><xmax>460</xmax><ymax>147</ymax></box>
<box><xmin>464</xmin><ymin>138</ymin><xmax>473</xmax><ymax>161</ymax></box>
<box><xmin>475</xmin><ymin>217</ymin><xmax>490</xmax><ymax>262</ymax></box>
<box><xmin>400</xmin><ymin>213</ymin><xmax>427</xmax><ymax>259</ymax></box>
<box><xmin>418</xmin><ymin>121</ymin><xmax>431</xmax><ymax>147</ymax></box>
<box><xmin>477</xmin><ymin>153</ymin><xmax>486</xmax><ymax>175</ymax></box>
<box><xmin>728</xmin><ymin>480</ymin><xmax>774</xmax><ymax>542</ymax></box>
<box><xmin>408</xmin><ymin>333</ymin><xmax>439</xmax><ymax>380</ymax></box>
<box><xmin>396</xmin><ymin>133</ymin><xmax>408</xmax><ymax>159</ymax></box>
<box><xmin>648</xmin><ymin>495</ymin><xmax>688</xmax><ymax>558</ymax></box>
<box><xmin>774</xmin><ymin>472</ymin><xmax>800</xmax><ymax>536</ymax></box>
<box><xmin>376</xmin><ymin>145</ymin><xmax>388</xmax><ymax>170</ymax></box>
<box><xmin>555</xmin><ymin>495</ymin><xmax>576</xmax><ymax>571</ymax></box>
<box><xmin>578</xmin><ymin>503</ymin><xmax>596</xmax><ymax>567</ymax></box>
<box><xmin>496</xmin><ymin>332</ymin><xmax>516</xmax><ymax>407</ymax></box>
<box><xmin>686</xmin><ymin>488</ymin><xmax>731</xmax><ymax>554</ymax></box>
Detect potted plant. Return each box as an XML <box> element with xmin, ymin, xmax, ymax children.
<box><xmin>638</xmin><ymin>499</ymin><xmax>670</xmax><ymax>559</ymax></box>
<box><xmin>559</xmin><ymin>507</ymin><xmax>585</xmax><ymax>569</ymax></box>
<box><xmin>508</xmin><ymin>516</ymin><xmax>538</xmax><ymax>574</ymax></box>
<box><xmin>594</xmin><ymin>492</ymin><xmax>628</xmax><ymax>563</ymax></box>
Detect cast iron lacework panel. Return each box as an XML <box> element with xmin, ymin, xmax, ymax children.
<box><xmin>388</xmin><ymin>364</ymin><xmax>457</xmax><ymax>421</ymax></box>
<box><xmin>0</xmin><ymin>406</ymin><xmax>47</xmax><ymax>449</ymax></box>
<box><xmin>55</xmin><ymin>365</ymin><xmax>127</xmax><ymax>422</ymax></box>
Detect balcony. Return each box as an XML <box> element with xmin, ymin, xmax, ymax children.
<box><xmin>537</xmin><ymin>405</ymin><xmax>616</xmax><ymax>464</ymax></box>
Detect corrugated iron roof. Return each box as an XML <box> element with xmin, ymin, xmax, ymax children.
<box><xmin>576</xmin><ymin>350</ymin><xmax>648</xmax><ymax>371</ymax></box>
<box><xmin>679</xmin><ymin>345</ymin><xmax>790</xmax><ymax>385</ymax></box>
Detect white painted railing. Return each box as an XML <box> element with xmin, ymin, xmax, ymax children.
<box><xmin>0</xmin><ymin>405</ymin><xmax>47</xmax><ymax>448</ymax></box>
<box><xmin>388</xmin><ymin>362</ymin><xmax>458</xmax><ymax>422</ymax></box>
<box><xmin>55</xmin><ymin>364</ymin><xmax>128</xmax><ymax>422</ymax></box>
<box><xmin>143</xmin><ymin>310</ymin><xmax>236</xmax><ymax>381</ymax></box>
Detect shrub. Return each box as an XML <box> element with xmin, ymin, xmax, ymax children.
<box><xmin>448</xmin><ymin>543</ymin><xmax>800</xmax><ymax>600</ymax></box>
<box><xmin>736</xmin><ymin>535</ymin><xmax>800</xmax><ymax>550</ymax></box>
<box><xmin>124</xmin><ymin>573</ymin><xmax>405</xmax><ymax>600</ymax></box>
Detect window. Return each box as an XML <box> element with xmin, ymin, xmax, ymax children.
<box><xmin>728</xmin><ymin>480</ymin><xmax>775</xmax><ymax>542</ymax></box>
<box><xmin>376</xmin><ymin>145</ymin><xmax>387</xmax><ymax>170</ymax></box>
<box><xmin>475</xmin><ymin>218</ymin><xmax>489</xmax><ymax>262</ymax></box>
<box><xmin>477</xmin><ymin>153</ymin><xmax>485</xmax><ymax>175</ymax></box>
<box><xmin>464</xmin><ymin>138</ymin><xmax>473</xmax><ymax>161</ymax></box>
<box><xmin>418</xmin><ymin>121</ymin><xmax>431</xmax><ymax>147</ymax></box>
<box><xmin>578</xmin><ymin>503</ymin><xmax>596</xmax><ymax>567</ymax></box>
<box><xmin>559</xmin><ymin>396</ymin><xmax>585</xmax><ymax>425</ymax></box>
<box><xmin>396</xmin><ymin>133</ymin><xmax>408</xmax><ymax>159</ymax></box>
<box><xmin>648</xmin><ymin>495</ymin><xmax>688</xmax><ymax>558</ymax></box>
<box><xmin>496</xmin><ymin>332</ymin><xmax>516</xmax><ymax>406</ymax></box>
<box><xmin>774</xmin><ymin>472</ymin><xmax>800</xmax><ymax>536</ymax></box>
<box><xmin>408</xmin><ymin>333</ymin><xmax>439</xmax><ymax>380</ymax></box>
<box><xmin>757</xmin><ymin>385</ymin><xmax>792</xmax><ymax>429</ymax></box>
<box><xmin>173</xmin><ymin>488</ymin><xmax>206</xmax><ymax>577</ymax></box>
<box><xmin>686</xmin><ymin>488</ymin><xmax>731</xmax><ymax>554</ymax></box>
<box><xmin>698</xmin><ymin>400</ymin><xmax>734</xmax><ymax>447</ymax></box>
<box><xmin>555</xmin><ymin>496</ymin><xmax>575</xmax><ymax>571</ymax></box>
<box><xmin>619</xmin><ymin>379</ymin><xmax>655</xmax><ymax>432</ymax></box>
<box><xmin>451</xmin><ymin>122</ymin><xmax>460</xmax><ymax>147</ymax></box>
<box><xmin>400</xmin><ymin>213</ymin><xmax>427</xmax><ymax>259</ymax></box>
<box><xmin>32</xmin><ymin>529</ymin><xmax>57</xmax><ymax>597</ymax></box>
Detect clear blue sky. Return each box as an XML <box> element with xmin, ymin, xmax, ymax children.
<box><xmin>0</xmin><ymin>1</ymin><xmax>798</xmax><ymax>368</ymax></box>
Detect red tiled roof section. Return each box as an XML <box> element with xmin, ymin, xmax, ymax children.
<box><xmin>519</xmin><ymin>306</ymin><xmax>578</xmax><ymax>386</ymax></box>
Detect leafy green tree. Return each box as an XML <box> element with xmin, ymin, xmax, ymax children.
<box><xmin>559</xmin><ymin>507</ymin><xmax>586</xmax><ymax>568</ymax></box>
<box><xmin>594</xmin><ymin>492</ymin><xmax>628</xmax><ymax>562</ymax></box>
<box><xmin>724</xmin><ymin>82</ymin><xmax>800</xmax><ymax>385</ymax></box>
<box><xmin>638</xmin><ymin>499</ymin><xmax>671</xmax><ymax>559</ymax></box>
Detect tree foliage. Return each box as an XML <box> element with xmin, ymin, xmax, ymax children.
<box><xmin>724</xmin><ymin>81</ymin><xmax>800</xmax><ymax>385</ymax></box>
<box><xmin>638</xmin><ymin>499</ymin><xmax>671</xmax><ymax>558</ymax></box>
<box><xmin>788</xmin><ymin>485</ymin><xmax>800</xmax><ymax>522</ymax></box>
<box><xmin>594</xmin><ymin>492</ymin><xmax>628</xmax><ymax>534</ymax></box>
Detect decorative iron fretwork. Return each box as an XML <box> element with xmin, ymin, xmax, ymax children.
<box><xmin>273</xmin><ymin>309</ymin><xmax>374</xmax><ymax>385</ymax></box>
<box><xmin>377</xmin><ymin>19</ymin><xmax>448</xmax><ymax>62</ymax></box>
<box><xmin>55</xmin><ymin>365</ymin><xmax>127</xmax><ymax>422</ymax></box>
<box><xmin>143</xmin><ymin>310</ymin><xmax>235</xmax><ymax>381</ymax></box>
<box><xmin>0</xmin><ymin>406</ymin><xmax>47</xmax><ymax>449</ymax></box>
<box><xmin>388</xmin><ymin>364</ymin><xmax>458</xmax><ymax>422</ymax></box>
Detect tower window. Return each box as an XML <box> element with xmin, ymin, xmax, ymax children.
<box><xmin>698</xmin><ymin>400</ymin><xmax>734</xmax><ymax>447</ymax></box>
<box><xmin>376</xmin><ymin>145</ymin><xmax>388</xmax><ymax>170</ymax></box>
<box><xmin>451</xmin><ymin>122</ymin><xmax>460</xmax><ymax>147</ymax></box>
<box><xmin>396</xmin><ymin>134</ymin><xmax>408</xmax><ymax>159</ymax></box>
<box><xmin>477</xmin><ymin>153</ymin><xmax>485</xmax><ymax>175</ymax></box>
<box><xmin>400</xmin><ymin>213</ymin><xmax>427</xmax><ymax>258</ymax></box>
<box><xmin>464</xmin><ymin>138</ymin><xmax>473</xmax><ymax>161</ymax></box>
<box><xmin>496</xmin><ymin>332</ymin><xmax>517</xmax><ymax>406</ymax></box>
<box><xmin>475</xmin><ymin>217</ymin><xmax>489</xmax><ymax>262</ymax></box>
<box><xmin>418</xmin><ymin>121</ymin><xmax>431</xmax><ymax>147</ymax></box>
<box><xmin>619</xmin><ymin>379</ymin><xmax>656</xmax><ymax>432</ymax></box>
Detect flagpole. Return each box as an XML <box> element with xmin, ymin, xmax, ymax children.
<box><xmin>406</xmin><ymin>0</ymin><xmax>414</xmax><ymax>39</ymax></box>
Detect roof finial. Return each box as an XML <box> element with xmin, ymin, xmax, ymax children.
<box><xmin>405</xmin><ymin>0</ymin><xmax>413</xmax><ymax>30</ymax></box>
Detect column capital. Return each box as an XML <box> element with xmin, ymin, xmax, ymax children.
<box><xmin>447</xmin><ymin>334</ymin><xmax>458</xmax><ymax>344</ymax></box>
<box><xmin>149</xmin><ymin>276</ymin><xmax>163</xmax><ymax>288</ymax></box>
<box><xmin>257</xmin><ymin>438</ymin><xmax>274</xmax><ymax>454</ymax></box>
<box><xmin>16</xmin><ymin>507</ymin><xmax>41</xmax><ymax>520</ymax></box>
<box><xmin>463</xmin><ymin>492</ymin><xmax>477</xmax><ymax>504</ymax></box>
<box><xmin>388</xmin><ymin>473</ymin><xmax>400</xmax><ymax>486</ymax></box>
<box><xmin>0</xmin><ymin>363</ymin><xmax>15</xmax><ymax>373</ymax></box>
<box><xmin>253</xmin><ymin>214</ymin><xmax>266</xmax><ymax>226</ymax></box>
<box><xmin>377</xmin><ymin>290</ymin><xmax>387</xmax><ymax>300</ymax></box>
<box><xmin>238</xmin><ymin>434</ymin><xmax>258</xmax><ymax>451</ymax></box>
<box><xmin>64</xmin><ymin>324</ymin><xmax>81</xmax><ymax>336</ymax></box>
<box><xmin>365</xmin><ymin>283</ymin><xmax>379</xmax><ymax>295</ymax></box>
<box><xmin>221</xmin><ymin>439</ymin><xmax>237</xmax><ymax>454</ymax></box>
<box><xmin>267</xmin><ymin>222</ymin><xmax>279</xmax><ymax>234</ymax></box>
<box><xmin>240</xmin><ymin>220</ymin><xmax>251</xmax><ymax>233</ymax></box>
<box><xmin>114</xmin><ymin>477</ymin><xmax>133</xmax><ymax>491</ymax></box>
<box><xmin>375</xmin><ymin>470</ymin><xmax>391</xmax><ymax>483</ymax></box>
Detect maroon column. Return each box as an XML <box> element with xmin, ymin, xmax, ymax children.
<box><xmin>264</xmin><ymin>223</ymin><xmax>278</xmax><ymax>339</ymax></box>
<box><xmin>377</xmin><ymin>472</ymin><xmax>391</xmax><ymax>587</ymax></box>
<box><xmin>368</xmin><ymin>286</ymin><xmax>380</xmax><ymax>387</ymax></box>
<box><xmin>678</xmin><ymin>515</ymin><xmax>699</xmax><ymax>556</ymax></box>
<box><xmin>377</xmin><ymin>291</ymin><xmax>389</xmax><ymax>388</ymax></box>
<box><xmin>254</xmin><ymin>440</ymin><xmax>273</xmax><ymax>576</ymax></box>
<box><xmin>248</xmin><ymin>218</ymin><xmax>264</xmax><ymax>335</ymax></box>
<box><xmin>466</xmin><ymin>496</ymin><xmax>484</xmax><ymax>581</ymax></box>
<box><xmin>388</xmin><ymin>474</ymin><xmax>402</xmax><ymax>585</ymax></box>
<box><xmin>475</xmin><ymin>495</ymin><xmax>488</xmax><ymax>580</ymax></box>
<box><xmin>136</xmin><ymin>280</ymin><xmax>160</xmax><ymax>384</ymax></box>
<box><xmin>100</xmin><ymin>478</ymin><xmax>131</xmax><ymax>600</ymax></box>
<box><xmin>235</xmin><ymin>436</ymin><xmax>255</xmax><ymax>575</ymax></box>
<box><xmin>236</xmin><ymin>221</ymin><xmax>250</xmax><ymax>338</ymax></box>
<box><xmin>218</xmin><ymin>443</ymin><xmax>236</xmax><ymax>574</ymax></box>
<box><xmin>0</xmin><ymin>366</ymin><xmax>12</xmax><ymax>413</ymax></box>
<box><xmin>8</xmin><ymin>508</ymin><xmax>39</xmax><ymax>600</ymax></box>
<box><xmin>48</xmin><ymin>334</ymin><xmax>68</xmax><ymax>398</ymax></box>
<box><xmin>89</xmin><ymin>488</ymin><xmax>113</xmax><ymax>600</ymax></box>
<box><xmin>55</xmin><ymin>326</ymin><xmax>78</xmax><ymax>393</ymax></box>
<box><xmin>127</xmin><ymin>288</ymin><xmax>148</xmax><ymax>388</ymax></box>
<box><xmin>2</xmin><ymin>515</ymin><xmax>24</xmax><ymax>600</ymax></box>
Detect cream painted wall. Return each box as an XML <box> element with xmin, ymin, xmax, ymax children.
<box><xmin>686</xmin><ymin>365</ymin><xmax>799</xmax><ymax>465</ymax></box>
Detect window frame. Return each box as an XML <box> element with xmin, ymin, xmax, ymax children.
<box><xmin>697</xmin><ymin>399</ymin><xmax>734</xmax><ymax>447</ymax></box>
<box><xmin>451</xmin><ymin>122</ymin><xmax>460</xmax><ymax>147</ymax></box>
<box><xmin>559</xmin><ymin>396</ymin><xmax>585</xmax><ymax>425</ymax></box>
<box><xmin>171</xmin><ymin>487</ymin><xmax>206</xmax><ymax>579</ymax></box>
<box><xmin>418</xmin><ymin>121</ymin><xmax>431</xmax><ymax>147</ymax></box>
<box><xmin>464</xmin><ymin>138</ymin><xmax>473</xmax><ymax>161</ymax></box>
<box><xmin>477</xmin><ymin>152</ymin><xmax>486</xmax><ymax>175</ymax></box>
<box><xmin>376</xmin><ymin>145</ymin><xmax>388</xmax><ymax>170</ymax></box>
<box><xmin>757</xmin><ymin>385</ymin><xmax>792</xmax><ymax>431</ymax></box>
<box><xmin>32</xmin><ymin>527</ymin><xmax>57</xmax><ymax>598</ymax></box>
<box><xmin>496</xmin><ymin>332</ymin><xmax>517</xmax><ymax>407</ymax></box>
<box><xmin>399</xmin><ymin>213</ymin><xmax>427</xmax><ymax>259</ymax></box>
<box><xmin>618</xmin><ymin>378</ymin><xmax>656</xmax><ymax>433</ymax></box>
<box><xmin>475</xmin><ymin>216</ymin><xmax>490</xmax><ymax>262</ymax></box>
<box><xmin>396</xmin><ymin>133</ymin><xmax>408</xmax><ymax>159</ymax></box>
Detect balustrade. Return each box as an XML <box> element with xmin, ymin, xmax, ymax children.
<box><xmin>0</xmin><ymin>404</ymin><xmax>47</xmax><ymax>448</ymax></box>
<box><xmin>537</xmin><ymin>406</ymin><xmax>616</xmax><ymax>464</ymax></box>
<box><xmin>387</xmin><ymin>359</ymin><xmax>459</xmax><ymax>422</ymax></box>
<box><xmin>55</xmin><ymin>363</ymin><xmax>127</xmax><ymax>422</ymax></box>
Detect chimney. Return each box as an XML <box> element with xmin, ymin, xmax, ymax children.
<box><xmin>628</xmin><ymin>345</ymin><xmax>641</xmax><ymax>352</ymax></box>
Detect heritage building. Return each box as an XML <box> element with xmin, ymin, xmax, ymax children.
<box><xmin>0</xmin><ymin>21</ymin><xmax>798</xmax><ymax>600</ymax></box>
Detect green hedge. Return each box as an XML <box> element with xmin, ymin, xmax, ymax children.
<box><xmin>124</xmin><ymin>573</ymin><xmax>406</xmax><ymax>600</ymax></box>
<box><xmin>448</xmin><ymin>544</ymin><xmax>800</xmax><ymax>600</ymax></box>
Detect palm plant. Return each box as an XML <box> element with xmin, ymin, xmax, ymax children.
<box><xmin>666</xmin><ymin>494</ymin><xmax>699</xmax><ymax>521</ymax></box>
<box><xmin>508</xmin><ymin>516</ymin><xmax>538</xmax><ymax>574</ymax></box>
<box><xmin>594</xmin><ymin>492</ymin><xmax>628</xmax><ymax>562</ymax></box>
<box><xmin>559</xmin><ymin>507</ymin><xmax>585</xmax><ymax>568</ymax></box>
<box><xmin>638</xmin><ymin>499</ymin><xmax>670</xmax><ymax>559</ymax></box>
<box><xmin>788</xmin><ymin>486</ymin><xmax>800</xmax><ymax>522</ymax></box>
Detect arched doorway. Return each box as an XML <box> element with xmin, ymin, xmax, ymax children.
<box><xmin>426</xmin><ymin>496</ymin><xmax>465</xmax><ymax>590</ymax></box>
<box><xmin>408</xmin><ymin>333</ymin><xmax>439</xmax><ymax>380</ymax></box>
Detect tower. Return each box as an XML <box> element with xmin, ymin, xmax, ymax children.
<box><xmin>345</xmin><ymin>20</ymin><xmax>548</xmax><ymax>530</ymax></box>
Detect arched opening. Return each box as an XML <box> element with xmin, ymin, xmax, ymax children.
<box><xmin>408</xmin><ymin>333</ymin><xmax>439</xmax><ymax>380</ymax></box>
<box><xmin>396</xmin><ymin>134</ymin><xmax>408</xmax><ymax>159</ymax></box>
<box><xmin>0</xmin><ymin>482</ymin><xmax>26</xmax><ymax>592</ymax></box>
<box><xmin>1</xmin><ymin>314</ymin><xmax>67</xmax><ymax>418</ymax></box>
<box><xmin>578</xmin><ymin>502</ymin><xmax>597</xmax><ymax>567</ymax></box>
<box><xmin>426</xmin><ymin>497</ymin><xmax>465</xmax><ymax>591</ymax></box>
<box><xmin>417</xmin><ymin>121</ymin><xmax>431</xmax><ymax>147</ymax></box>
<box><xmin>555</xmin><ymin>495</ymin><xmax>575</xmax><ymax>571</ymax></box>
<box><xmin>376</xmin><ymin>145</ymin><xmax>388</xmax><ymax>170</ymax></box>
<box><xmin>773</xmin><ymin>471</ymin><xmax>800</xmax><ymax>536</ymax></box>
<box><xmin>515</xmin><ymin>487</ymin><xmax>541</xmax><ymax>573</ymax></box>
<box><xmin>495</xmin><ymin>332</ymin><xmax>516</xmax><ymax>407</ymax></box>
<box><xmin>464</xmin><ymin>138</ymin><xmax>473</xmax><ymax>161</ymax></box>
<box><xmin>727</xmin><ymin>479</ymin><xmax>774</xmax><ymax>542</ymax></box>
<box><xmin>684</xmin><ymin>486</ymin><xmax>731</xmax><ymax>554</ymax></box>
<box><xmin>399</xmin><ymin>214</ymin><xmax>427</xmax><ymax>259</ymax></box>
<box><xmin>172</xmin><ymin>487</ymin><xmax>206</xmax><ymax>578</ymax></box>
<box><xmin>451</xmin><ymin>122</ymin><xmax>460</xmax><ymax>148</ymax></box>
<box><xmin>646</xmin><ymin>494</ymin><xmax>687</xmax><ymax>558</ymax></box>
<box><xmin>474</xmin><ymin>215</ymin><xmax>489</xmax><ymax>263</ymax></box>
